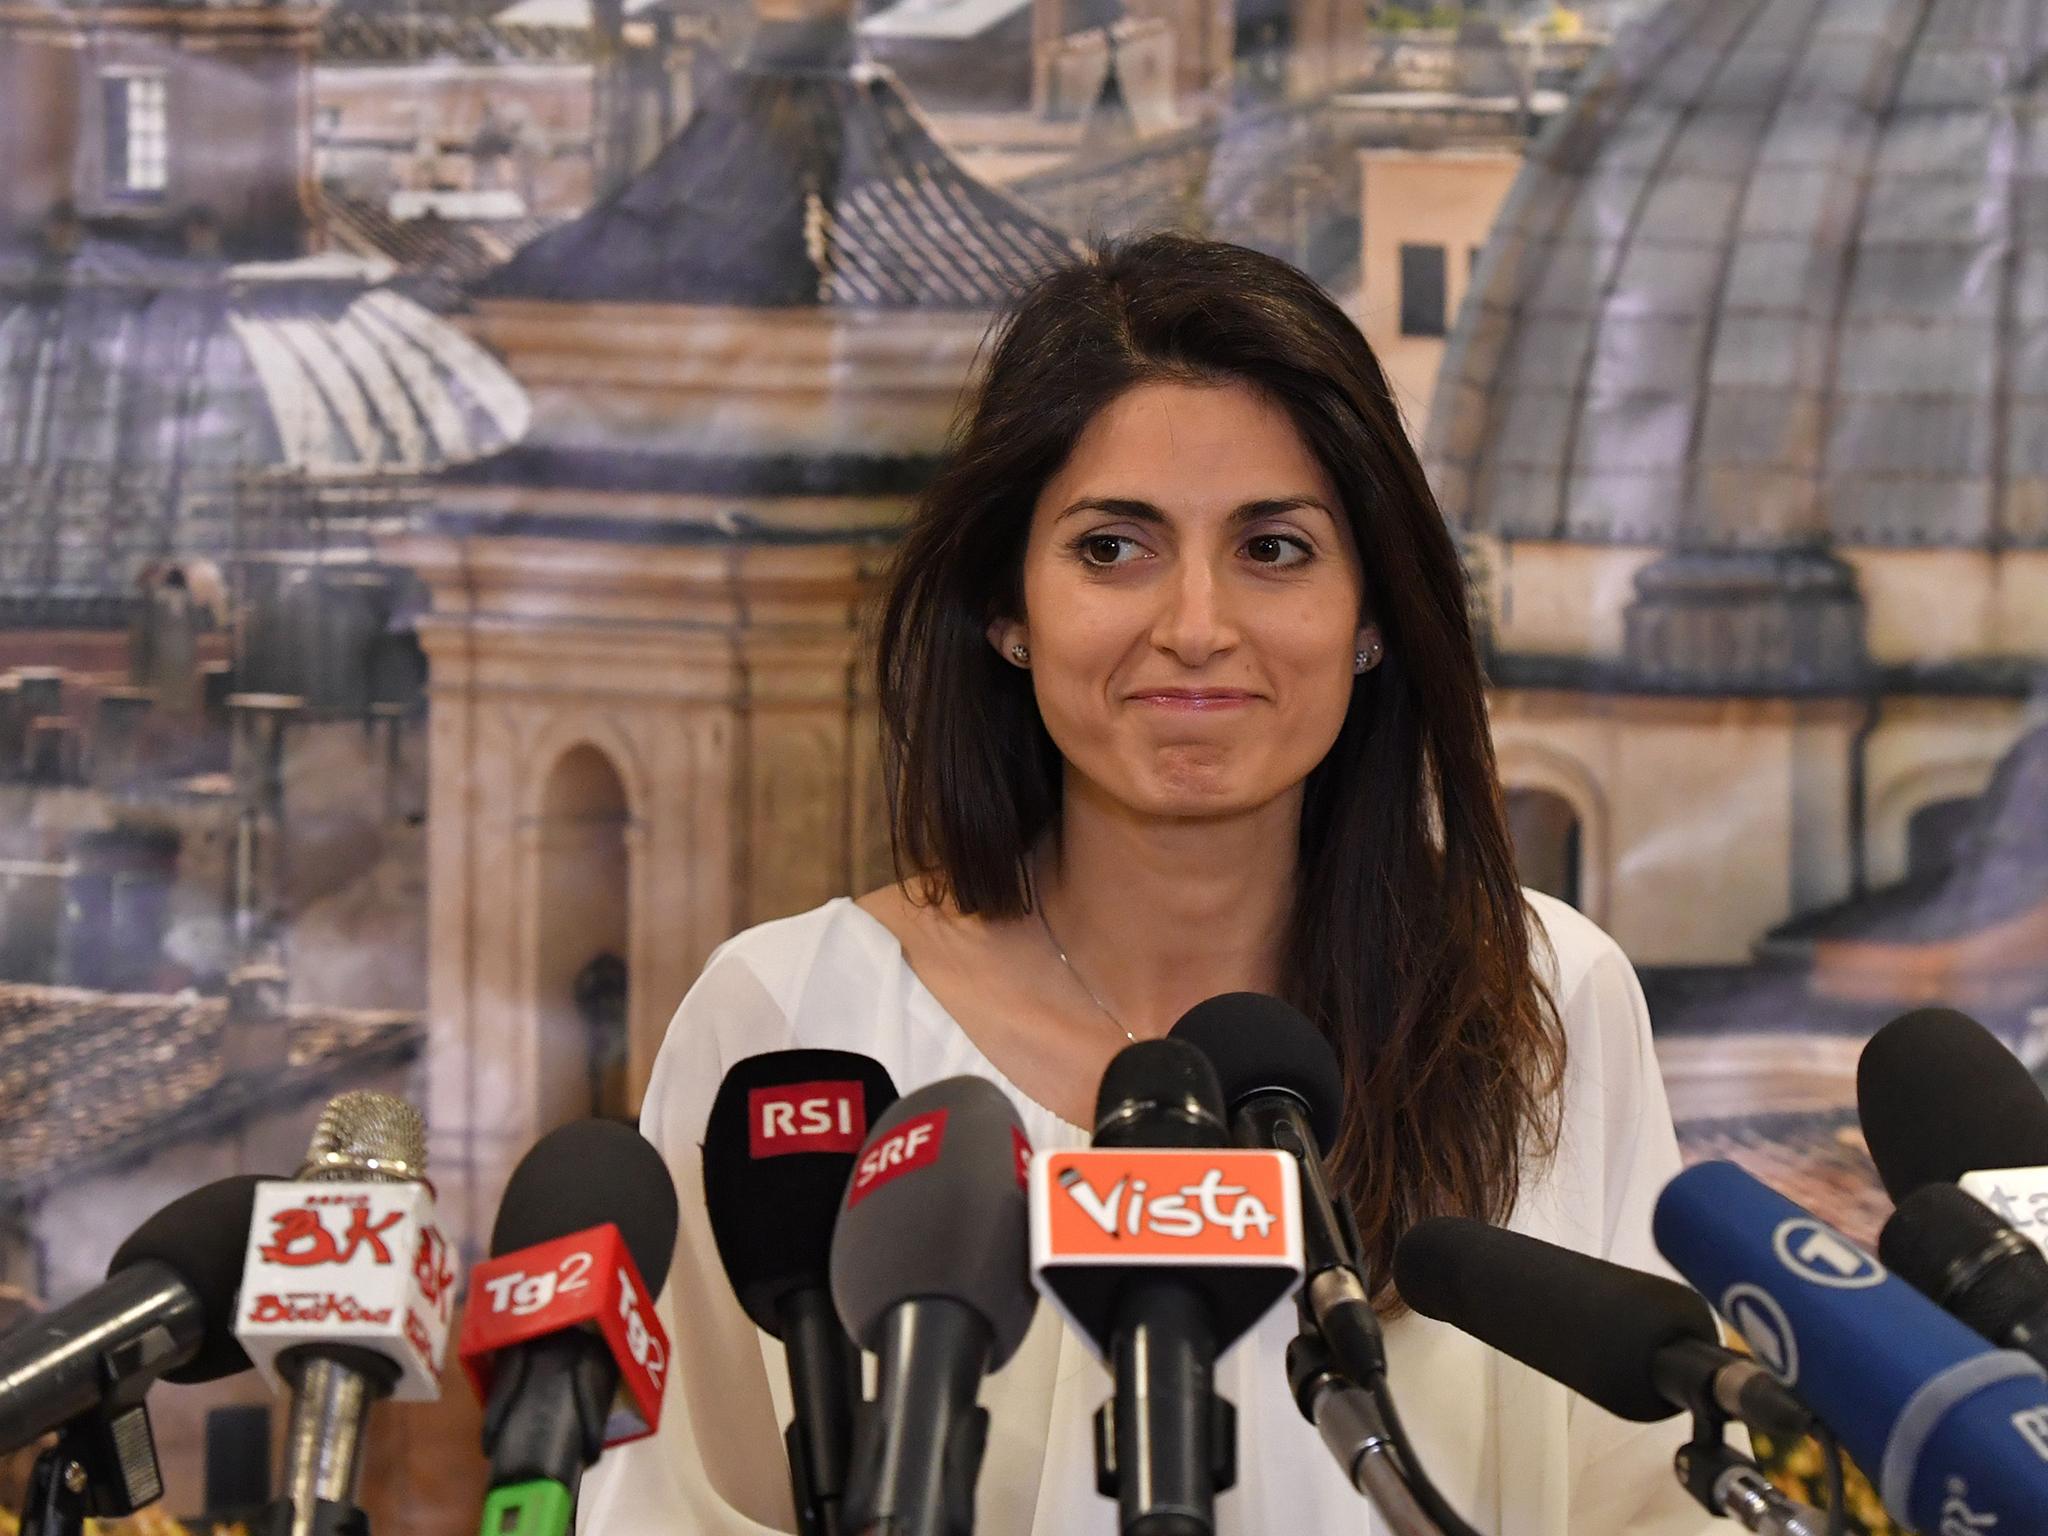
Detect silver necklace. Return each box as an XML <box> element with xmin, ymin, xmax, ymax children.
<box><xmin>1036</xmin><ymin>899</ymin><xmax>1138</xmax><ymax>1045</ymax></box>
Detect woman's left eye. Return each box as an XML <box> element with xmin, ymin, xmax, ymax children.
<box><xmin>1244</xmin><ymin>533</ymin><xmax>1311</xmax><ymax>567</ymax></box>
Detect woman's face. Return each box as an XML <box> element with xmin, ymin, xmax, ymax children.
<box><xmin>995</xmin><ymin>379</ymin><xmax>1375</xmax><ymax>820</ymax></box>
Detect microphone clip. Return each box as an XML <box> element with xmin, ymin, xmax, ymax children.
<box><xmin>19</xmin><ymin>1401</ymin><xmax>163</xmax><ymax>1536</ymax></box>
<box><xmin>1670</xmin><ymin>1404</ymin><xmax>1829</xmax><ymax>1536</ymax></box>
<box><xmin>1089</xmin><ymin>1388</ymin><xmax>1238</xmax><ymax>1504</ymax></box>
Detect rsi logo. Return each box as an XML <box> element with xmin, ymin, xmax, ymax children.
<box><xmin>249</xmin><ymin>1292</ymin><xmax>395</xmax><ymax>1326</ymax></box>
<box><xmin>481</xmin><ymin>1250</ymin><xmax>595</xmax><ymax>1318</ymax></box>
<box><xmin>750</xmin><ymin>1081</ymin><xmax>867</xmax><ymax>1158</ymax></box>
<box><xmin>617</xmin><ymin>1269</ymin><xmax>666</xmax><ymax>1387</ymax></box>
<box><xmin>1057</xmin><ymin>1166</ymin><xmax>1280</xmax><ymax>1242</ymax></box>
<box><xmin>847</xmin><ymin>1109</ymin><xmax>947</xmax><ymax>1207</ymax></box>
<box><xmin>260</xmin><ymin>1203</ymin><xmax>407</xmax><ymax>1268</ymax></box>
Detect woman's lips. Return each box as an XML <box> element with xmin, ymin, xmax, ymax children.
<box><xmin>1126</xmin><ymin>690</ymin><xmax>1259</xmax><ymax>711</ymax></box>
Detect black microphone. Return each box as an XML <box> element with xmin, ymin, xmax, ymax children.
<box><xmin>703</xmin><ymin>1050</ymin><xmax>900</xmax><ymax>1536</ymax></box>
<box><xmin>1881</xmin><ymin>1183</ymin><xmax>2048</xmax><ymax>1371</ymax></box>
<box><xmin>1168</xmin><ymin>995</ymin><xmax>1382</xmax><ymax>1383</ymax></box>
<box><xmin>1856</xmin><ymin>1005</ymin><xmax>2048</xmax><ymax>1201</ymax></box>
<box><xmin>470</xmin><ymin>1119</ymin><xmax>682</xmax><ymax>1534</ymax></box>
<box><xmin>1392</xmin><ymin>1217</ymin><xmax>1811</xmax><ymax>1437</ymax></box>
<box><xmin>1091</xmin><ymin>1039</ymin><xmax>1238</xmax><ymax>1536</ymax></box>
<box><xmin>0</xmin><ymin>1173</ymin><xmax>266</xmax><ymax>1516</ymax></box>
<box><xmin>829</xmin><ymin>1075</ymin><xmax>1037</xmax><ymax>1536</ymax></box>
<box><xmin>1858</xmin><ymin>1007</ymin><xmax>2048</xmax><ymax>1367</ymax></box>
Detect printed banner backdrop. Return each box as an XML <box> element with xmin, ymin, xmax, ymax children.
<box><xmin>0</xmin><ymin>0</ymin><xmax>2043</xmax><ymax>1530</ymax></box>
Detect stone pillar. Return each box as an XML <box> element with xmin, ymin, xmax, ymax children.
<box><xmin>223</xmin><ymin>960</ymin><xmax>293</xmax><ymax>1080</ymax></box>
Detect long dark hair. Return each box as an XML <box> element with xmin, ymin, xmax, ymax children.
<box><xmin>873</xmin><ymin>233</ymin><xmax>1564</xmax><ymax>1305</ymax></box>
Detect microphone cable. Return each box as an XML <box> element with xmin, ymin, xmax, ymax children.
<box><xmin>1362</xmin><ymin>1371</ymin><xmax>1479</xmax><ymax>1536</ymax></box>
<box><xmin>1814</xmin><ymin>1423</ymin><xmax>1846</xmax><ymax>1536</ymax></box>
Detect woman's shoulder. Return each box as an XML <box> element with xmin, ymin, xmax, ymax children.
<box><xmin>1521</xmin><ymin>888</ymin><xmax>1637</xmax><ymax>1016</ymax></box>
<box><xmin>694</xmin><ymin>895</ymin><xmax>908</xmax><ymax>1022</ymax></box>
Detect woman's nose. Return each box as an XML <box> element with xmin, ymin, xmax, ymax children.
<box><xmin>1151</xmin><ymin>556</ymin><xmax>1238</xmax><ymax>665</ymax></box>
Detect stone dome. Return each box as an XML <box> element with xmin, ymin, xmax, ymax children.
<box><xmin>0</xmin><ymin>240</ymin><xmax>528</xmax><ymax>606</ymax></box>
<box><xmin>1425</xmin><ymin>0</ymin><xmax>2048</xmax><ymax>554</ymax></box>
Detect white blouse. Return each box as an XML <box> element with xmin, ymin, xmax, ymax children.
<box><xmin>578</xmin><ymin>891</ymin><xmax>1726</xmax><ymax>1536</ymax></box>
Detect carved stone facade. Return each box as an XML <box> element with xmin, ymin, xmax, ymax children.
<box><xmin>391</xmin><ymin>16</ymin><xmax>1078</xmax><ymax>1265</ymax></box>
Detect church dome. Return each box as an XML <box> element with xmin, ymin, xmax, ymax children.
<box><xmin>482</xmin><ymin>29</ymin><xmax>1079</xmax><ymax>309</ymax></box>
<box><xmin>1425</xmin><ymin>0</ymin><xmax>2048</xmax><ymax>553</ymax></box>
<box><xmin>0</xmin><ymin>240</ymin><xmax>528</xmax><ymax>606</ymax></box>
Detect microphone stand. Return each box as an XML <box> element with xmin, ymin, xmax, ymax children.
<box><xmin>1285</xmin><ymin>1330</ymin><xmax>1446</xmax><ymax>1536</ymax></box>
<box><xmin>1672</xmin><ymin>1404</ymin><xmax>1831</xmax><ymax>1536</ymax></box>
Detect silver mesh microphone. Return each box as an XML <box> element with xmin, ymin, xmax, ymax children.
<box><xmin>298</xmin><ymin>1092</ymin><xmax>427</xmax><ymax>1185</ymax></box>
<box><xmin>278</xmin><ymin>1090</ymin><xmax>428</xmax><ymax>1536</ymax></box>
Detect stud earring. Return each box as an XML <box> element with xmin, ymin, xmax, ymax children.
<box><xmin>1355</xmin><ymin>640</ymin><xmax>1383</xmax><ymax>674</ymax></box>
<box><xmin>1010</xmin><ymin>643</ymin><xmax>1030</xmax><ymax>664</ymax></box>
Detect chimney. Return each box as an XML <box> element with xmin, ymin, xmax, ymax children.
<box><xmin>94</xmin><ymin>687</ymin><xmax>156</xmax><ymax>790</ymax></box>
<box><xmin>223</xmin><ymin>960</ymin><xmax>292</xmax><ymax>1080</ymax></box>
<box><xmin>24</xmin><ymin>717</ymin><xmax>81</xmax><ymax>785</ymax></box>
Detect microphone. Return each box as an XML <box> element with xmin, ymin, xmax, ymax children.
<box><xmin>1655</xmin><ymin>1159</ymin><xmax>2048</xmax><ymax>1532</ymax></box>
<box><xmin>235</xmin><ymin>1091</ymin><xmax>457</xmax><ymax>1536</ymax></box>
<box><xmin>1881</xmin><ymin>1182</ymin><xmax>2048</xmax><ymax>1372</ymax></box>
<box><xmin>829</xmin><ymin>1075</ymin><xmax>1038</xmax><ymax>1536</ymax></box>
<box><xmin>459</xmin><ymin>1119</ymin><xmax>679</xmax><ymax>1536</ymax></box>
<box><xmin>1856</xmin><ymin>1005</ymin><xmax>2048</xmax><ymax>1201</ymax></box>
<box><xmin>0</xmin><ymin>1172</ymin><xmax>266</xmax><ymax>1518</ymax></box>
<box><xmin>1034</xmin><ymin>1040</ymin><xmax>1304</xmax><ymax>1535</ymax></box>
<box><xmin>1858</xmin><ymin>1006</ymin><xmax>2048</xmax><ymax>1367</ymax></box>
<box><xmin>1167</xmin><ymin>996</ymin><xmax>1382</xmax><ymax>1386</ymax></box>
<box><xmin>1394</xmin><ymin>1217</ymin><xmax>1811</xmax><ymax>1438</ymax></box>
<box><xmin>702</xmin><ymin>1050</ymin><xmax>900</xmax><ymax>1536</ymax></box>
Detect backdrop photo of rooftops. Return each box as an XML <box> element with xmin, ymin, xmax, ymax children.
<box><xmin>0</xmin><ymin>0</ymin><xmax>2042</xmax><ymax>1531</ymax></box>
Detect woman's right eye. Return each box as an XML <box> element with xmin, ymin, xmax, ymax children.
<box><xmin>1076</xmin><ymin>534</ymin><xmax>1141</xmax><ymax>567</ymax></box>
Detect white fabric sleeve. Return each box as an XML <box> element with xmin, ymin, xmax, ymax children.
<box><xmin>1551</xmin><ymin>934</ymin><xmax>1735</xmax><ymax>1535</ymax></box>
<box><xmin>576</xmin><ymin>946</ymin><xmax>803</xmax><ymax>1535</ymax></box>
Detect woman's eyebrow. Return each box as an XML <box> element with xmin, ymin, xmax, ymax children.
<box><xmin>1054</xmin><ymin>495</ymin><xmax>1336</xmax><ymax>524</ymax></box>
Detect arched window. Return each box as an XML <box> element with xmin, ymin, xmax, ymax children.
<box><xmin>536</xmin><ymin>745</ymin><xmax>632</xmax><ymax>1126</ymax></box>
<box><xmin>1905</xmin><ymin>795</ymin><xmax>1977</xmax><ymax>883</ymax></box>
<box><xmin>1505</xmin><ymin>787</ymin><xmax>1582</xmax><ymax>911</ymax></box>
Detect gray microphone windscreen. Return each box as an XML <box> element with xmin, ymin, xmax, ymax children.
<box><xmin>829</xmin><ymin>1075</ymin><xmax>1037</xmax><ymax>1369</ymax></box>
<box><xmin>298</xmin><ymin>1090</ymin><xmax>427</xmax><ymax>1184</ymax></box>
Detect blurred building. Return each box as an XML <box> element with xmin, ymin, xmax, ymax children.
<box><xmin>314</xmin><ymin>12</ymin><xmax>602</xmax><ymax>218</ymax></box>
<box><xmin>1423</xmin><ymin>0</ymin><xmax>2048</xmax><ymax>1229</ymax></box>
<box><xmin>385</xmin><ymin>0</ymin><xmax>1080</xmax><ymax>1386</ymax></box>
<box><xmin>1426</xmin><ymin>0</ymin><xmax>2048</xmax><ymax>969</ymax></box>
<box><xmin>0</xmin><ymin>969</ymin><xmax>423</xmax><ymax>1520</ymax></box>
<box><xmin>1008</xmin><ymin>22</ymin><xmax>1568</xmax><ymax>304</ymax></box>
<box><xmin>0</xmin><ymin>0</ymin><xmax>527</xmax><ymax>1519</ymax></box>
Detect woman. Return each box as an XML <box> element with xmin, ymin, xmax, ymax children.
<box><xmin>579</xmin><ymin>235</ymin><xmax>1717</xmax><ymax>1533</ymax></box>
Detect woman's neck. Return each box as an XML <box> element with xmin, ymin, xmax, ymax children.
<box><xmin>1036</xmin><ymin>772</ymin><xmax>1301</xmax><ymax>1038</ymax></box>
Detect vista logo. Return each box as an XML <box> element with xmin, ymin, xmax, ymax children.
<box><xmin>1057</xmin><ymin>1165</ymin><xmax>1281</xmax><ymax>1243</ymax></box>
<box><xmin>1035</xmin><ymin>1147</ymin><xmax>1299</xmax><ymax>1263</ymax></box>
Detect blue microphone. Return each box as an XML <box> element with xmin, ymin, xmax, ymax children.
<box><xmin>1654</xmin><ymin>1160</ymin><xmax>2048</xmax><ymax>1534</ymax></box>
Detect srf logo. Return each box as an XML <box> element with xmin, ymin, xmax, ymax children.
<box><xmin>259</xmin><ymin>1203</ymin><xmax>405</xmax><ymax>1267</ymax></box>
<box><xmin>749</xmin><ymin>1081</ymin><xmax>867</xmax><ymax>1158</ymax></box>
<box><xmin>846</xmin><ymin>1109</ymin><xmax>947</xmax><ymax>1207</ymax></box>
